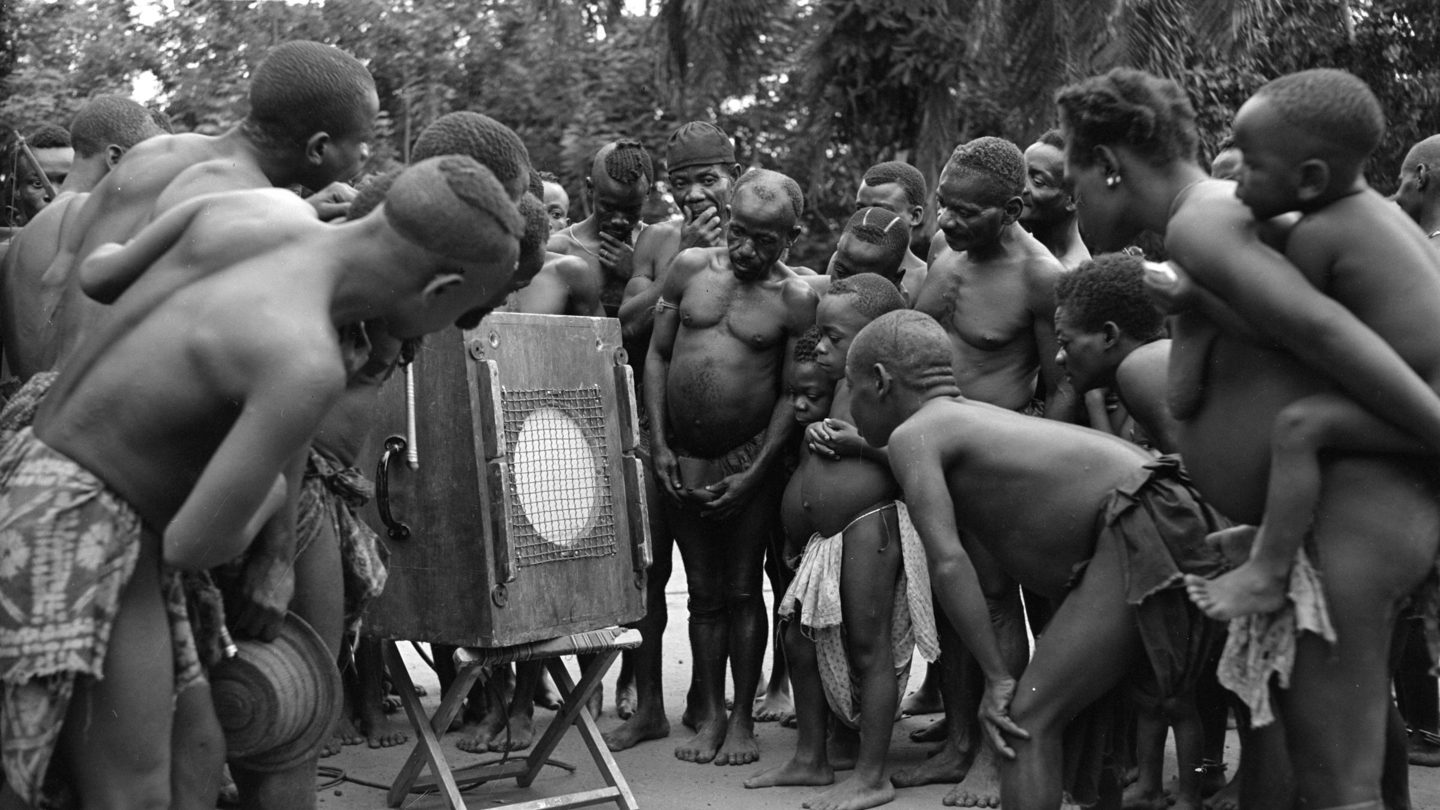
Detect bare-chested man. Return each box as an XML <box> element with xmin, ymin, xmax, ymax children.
<box><xmin>548</xmin><ymin>139</ymin><xmax>652</xmax><ymax>319</ymax></box>
<box><xmin>844</xmin><ymin>310</ymin><xmax>1226</xmax><ymax>810</ymax></box>
<box><xmin>9</xmin><ymin>124</ymin><xmax>72</xmax><ymax>225</ymax></box>
<box><xmin>1395</xmin><ymin>133</ymin><xmax>1440</xmax><ymax>242</ymax></box>
<box><xmin>897</xmin><ymin>136</ymin><xmax>1074</xmax><ymax>804</ymax></box>
<box><xmin>856</xmin><ymin>161</ymin><xmax>929</xmax><ymax>303</ymax></box>
<box><xmin>646</xmin><ymin>167</ymin><xmax>818</xmax><ymax>766</ymax></box>
<box><xmin>1019</xmin><ymin>129</ymin><xmax>1089</xmax><ymax>271</ymax></box>
<box><xmin>800</xmin><ymin>207</ymin><xmax>913</xmax><ymax>301</ymax></box>
<box><xmin>0</xmin><ymin>155</ymin><xmax>520</xmax><ymax>810</ymax></box>
<box><xmin>605</xmin><ymin>122</ymin><xmax>742</xmax><ymax>753</ymax></box>
<box><xmin>0</xmin><ymin>95</ymin><xmax>168</xmax><ymax>382</ymax></box>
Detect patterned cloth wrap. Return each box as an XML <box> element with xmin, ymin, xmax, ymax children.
<box><xmin>779</xmin><ymin>501</ymin><xmax>939</xmax><ymax>729</ymax></box>
<box><xmin>0</xmin><ymin>426</ymin><xmax>202</xmax><ymax>805</ymax></box>
<box><xmin>1217</xmin><ymin>549</ymin><xmax>1336</xmax><ymax>727</ymax></box>
<box><xmin>1060</xmin><ymin>455</ymin><xmax>1230</xmax><ymax>807</ymax></box>
<box><xmin>297</xmin><ymin>445</ymin><xmax>388</xmax><ymax>633</ymax></box>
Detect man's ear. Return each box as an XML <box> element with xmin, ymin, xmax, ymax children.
<box><xmin>1001</xmin><ymin>195</ymin><xmax>1024</xmax><ymax>225</ymax></box>
<box><xmin>1418</xmin><ymin>163</ymin><xmax>1430</xmax><ymax>191</ymax></box>
<box><xmin>728</xmin><ymin>162</ymin><xmax>742</xmax><ymax>179</ymax></box>
<box><xmin>421</xmin><ymin>272</ymin><xmax>466</xmax><ymax>299</ymax></box>
<box><xmin>1296</xmin><ymin>159</ymin><xmax>1331</xmax><ymax>204</ymax></box>
<box><xmin>1101</xmin><ymin>320</ymin><xmax>1122</xmax><ymax>349</ymax></box>
<box><xmin>304</xmin><ymin>132</ymin><xmax>331</xmax><ymax>166</ymax></box>
<box><xmin>105</xmin><ymin>144</ymin><xmax>126</xmax><ymax>169</ymax></box>
<box><xmin>909</xmin><ymin>204</ymin><xmax>924</xmax><ymax>228</ymax></box>
<box><xmin>872</xmin><ymin>362</ymin><xmax>893</xmax><ymax>396</ymax></box>
<box><xmin>788</xmin><ymin>223</ymin><xmax>803</xmax><ymax>245</ymax></box>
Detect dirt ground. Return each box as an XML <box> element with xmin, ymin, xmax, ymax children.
<box><xmin>313</xmin><ymin>547</ymin><xmax>1440</xmax><ymax>810</ymax></box>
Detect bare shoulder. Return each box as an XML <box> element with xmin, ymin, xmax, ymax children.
<box><xmin>158</xmin><ymin>158</ymin><xmax>271</xmax><ymax>211</ymax></box>
<box><xmin>891</xmin><ymin>400</ymin><xmax>966</xmax><ymax>459</ymax></box>
<box><xmin>634</xmin><ymin>219</ymin><xmax>680</xmax><ymax>253</ymax></box>
<box><xmin>1115</xmin><ymin>341</ymin><xmax>1169</xmax><ymax>398</ymax></box>
<box><xmin>550</xmin><ymin>251</ymin><xmax>595</xmax><ymax>281</ymax></box>
<box><xmin>779</xmin><ymin>272</ymin><xmax>821</xmax><ymax>316</ymax></box>
<box><xmin>546</xmin><ymin>226</ymin><xmax>580</xmax><ymax>254</ymax></box>
<box><xmin>1164</xmin><ymin>180</ymin><xmax>1255</xmax><ymax>269</ymax></box>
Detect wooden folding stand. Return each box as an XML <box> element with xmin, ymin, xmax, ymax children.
<box><xmin>383</xmin><ymin>627</ymin><xmax>643</xmax><ymax>810</ymax></box>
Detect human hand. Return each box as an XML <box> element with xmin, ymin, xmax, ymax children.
<box><xmin>652</xmin><ymin>446</ymin><xmax>685</xmax><ymax>502</ymax></box>
<box><xmin>231</xmin><ymin>553</ymin><xmax>295</xmax><ymax>642</ymax></box>
<box><xmin>700</xmin><ymin>469</ymin><xmax>758</xmax><ymax>521</ymax></box>
<box><xmin>812</xmin><ymin>418</ymin><xmax>868</xmax><ymax>459</ymax></box>
<box><xmin>979</xmin><ymin>677</ymin><xmax>1030</xmax><ymax>759</ymax></box>
<box><xmin>1142</xmin><ymin>261</ymin><xmax>1198</xmax><ymax>314</ymax></box>
<box><xmin>307</xmin><ymin>181</ymin><xmax>359</xmax><ymax>221</ymax></box>
<box><xmin>680</xmin><ymin>206</ymin><xmax>724</xmax><ymax>250</ymax></box>
<box><xmin>599</xmin><ymin>232</ymin><xmax>635</xmax><ymax>278</ymax></box>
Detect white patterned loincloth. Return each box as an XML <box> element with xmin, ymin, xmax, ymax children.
<box><xmin>1215</xmin><ymin>548</ymin><xmax>1335</xmax><ymax>726</ymax></box>
<box><xmin>779</xmin><ymin>501</ymin><xmax>939</xmax><ymax>729</ymax></box>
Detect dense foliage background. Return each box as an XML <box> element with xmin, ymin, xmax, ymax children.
<box><xmin>2</xmin><ymin>0</ymin><xmax>1436</xmax><ymax>264</ymax></box>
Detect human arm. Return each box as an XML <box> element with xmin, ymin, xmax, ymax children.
<box><xmin>619</xmin><ymin>225</ymin><xmax>673</xmax><ymax>341</ymax></box>
<box><xmin>805</xmin><ymin>417</ymin><xmax>888</xmax><ymax>464</ymax></box>
<box><xmin>643</xmin><ymin>251</ymin><xmax>697</xmax><ymax>502</ymax></box>
<box><xmin>1114</xmin><ymin>342</ymin><xmax>1182</xmax><ymax>455</ymax></box>
<box><xmin>164</xmin><ymin>343</ymin><xmax>343</xmax><ymax>571</ymax></box>
<box><xmin>1142</xmin><ymin>260</ymin><xmax>1261</xmax><ymax>341</ymax></box>
<box><xmin>78</xmin><ymin>198</ymin><xmax>205</xmax><ymax>303</ymax></box>
<box><xmin>1030</xmin><ymin>257</ymin><xmax>1081</xmax><ymax>422</ymax></box>
<box><xmin>889</xmin><ymin>421</ymin><xmax>1029</xmax><ymax>755</ymax></box>
<box><xmin>304</xmin><ymin>181</ymin><xmax>358</xmax><ymax>221</ymax></box>
<box><xmin>1170</xmin><ymin>199</ymin><xmax>1440</xmax><ymax>450</ymax></box>
<box><xmin>228</xmin><ymin>448</ymin><xmax>307</xmax><ymax>641</ymax></box>
<box><xmin>700</xmin><ymin>280</ymin><xmax>819</xmax><ymax>520</ymax></box>
<box><xmin>557</xmin><ymin>255</ymin><xmax>606</xmax><ymax>317</ymax></box>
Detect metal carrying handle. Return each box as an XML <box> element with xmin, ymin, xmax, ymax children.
<box><xmin>375</xmin><ymin>435</ymin><xmax>412</xmax><ymax>540</ymax></box>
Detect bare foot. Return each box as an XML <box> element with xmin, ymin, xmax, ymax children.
<box><xmin>455</xmin><ymin>719</ymin><xmax>496</xmax><ymax>754</ymax></box>
<box><xmin>803</xmin><ymin>775</ymin><xmax>896</xmax><ymax>810</ymax></box>
<box><xmin>675</xmin><ymin>718</ymin><xmax>727</xmax><ymax>763</ymax></box>
<box><xmin>900</xmin><ymin>687</ymin><xmax>943</xmax><ymax>716</ymax></box>
<box><xmin>586</xmin><ymin>684</ymin><xmax>604</xmax><ymax>720</ymax></box>
<box><xmin>713</xmin><ymin>717</ymin><xmax>760</xmax><ymax>766</ymax></box>
<box><xmin>382</xmin><ymin>694</ymin><xmax>402</xmax><ymax>714</ymax></box>
<box><xmin>1205</xmin><ymin>774</ymin><xmax>1240</xmax><ymax>810</ymax></box>
<box><xmin>941</xmin><ymin>745</ymin><xmax>1000</xmax><ymax>807</ymax></box>
<box><xmin>1184</xmin><ymin>558</ymin><xmax>1288</xmax><ymax>621</ymax></box>
<box><xmin>745</xmin><ymin>757</ymin><xmax>834</xmax><ymax>789</ymax></box>
<box><xmin>604</xmin><ymin>705</ymin><xmax>671</xmax><ymax>751</ymax></box>
<box><xmin>1206</xmin><ymin>525</ymin><xmax>1257</xmax><ymax>566</ymax></box>
<box><xmin>334</xmin><ymin>716</ymin><xmax>364</xmax><ymax>746</ymax></box>
<box><xmin>890</xmin><ymin>737</ymin><xmax>971</xmax><ymax>788</ymax></box>
<box><xmin>1120</xmin><ymin>781</ymin><xmax>1167</xmax><ymax>810</ymax></box>
<box><xmin>753</xmin><ymin>688</ymin><xmax>795</xmax><ymax>723</ymax></box>
<box><xmin>615</xmin><ymin>680</ymin><xmax>637</xmax><ymax>720</ymax></box>
<box><xmin>534</xmin><ymin>672</ymin><xmax>563</xmax><ymax>711</ymax></box>
<box><xmin>362</xmin><ymin>714</ymin><xmax>410</xmax><ymax>749</ymax></box>
<box><xmin>1409</xmin><ymin>737</ymin><xmax>1440</xmax><ymax>767</ymax></box>
<box><xmin>908</xmin><ymin>716</ymin><xmax>948</xmax><ymax>743</ymax></box>
<box><xmin>319</xmin><ymin>737</ymin><xmax>342</xmax><ymax>758</ymax></box>
<box><xmin>490</xmin><ymin>712</ymin><xmax>535</xmax><ymax>752</ymax></box>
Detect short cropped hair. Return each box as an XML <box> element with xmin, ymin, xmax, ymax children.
<box><xmin>598</xmin><ymin>139</ymin><xmax>653</xmax><ymax>186</ymax></box>
<box><xmin>732</xmin><ymin>168</ymin><xmax>803</xmax><ymax>219</ymax></box>
<box><xmin>1036</xmin><ymin>128</ymin><xmax>1065</xmax><ymax>150</ymax></box>
<box><xmin>1403</xmin><ymin>134</ymin><xmax>1440</xmax><ymax>173</ymax></box>
<box><xmin>1055</xmin><ymin>252</ymin><xmax>1165</xmax><ymax>340</ymax></box>
<box><xmin>827</xmin><ymin>273</ymin><xmax>906</xmax><ymax>321</ymax></box>
<box><xmin>69</xmin><ymin>95</ymin><xmax>163</xmax><ymax>157</ymax></box>
<box><xmin>862</xmin><ymin>161</ymin><xmax>927</xmax><ymax>208</ymax></box>
<box><xmin>516</xmin><ymin>192</ymin><xmax>551</xmax><ymax>285</ymax></box>
<box><xmin>848</xmin><ymin>310</ymin><xmax>955</xmax><ymax>391</ymax></box>
<box><xmin>246</xmin><ymin>41</ymin><xmax>376</xmax><ymax>144</ymax></box>
<box><xmin>384</xmin><ymin>155</ymin><xmax>523</xmax><ymax>264</ymax></box>
<box><xmin>537</xmin><ymin>170</ymin><xmax>561</xmax><ymax>184</ymax></box>
<box><xmin>26</xmin><ymin>123</ymin><xmax>70</xmax><ymax>149</ymax></box>
<box><xmin>411</xmin><ymin>111</ymin><xmax>532</xmax><ymax>203</ymax></box>
<box><xmin>149</xmin><ymin>108</ymin><xmax>175</xmax><ymax>134</ymax></box>
<box><xmin>349</xmin><ymin>167</ymin><xmax>401</xmax><ymax>220</ymax></box>
<box><xmin>944</xmin><ymin>137</ymin><xmax>1025</xmax><ymax>201</ymax></box>
<box><xmin>1253</xmin><ymin>69</ymin><xmax>1384</xmax><ymax>159</ymax></box>
<box><xmin>794</xmin><ymin>325</ymin><xmax>823</xmax><ymax>364</ymax></box>
<box><xmin>843</xmin><ymin>207</ymin><xmax>910</xmax><ymax>270</ymax></box>
<box><xmin>1056</xmin><ymin>68</ymin><xmax>1199</xmax><ymax>168</ymax></box>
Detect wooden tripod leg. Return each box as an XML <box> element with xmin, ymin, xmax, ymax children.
<box><xmin>383</xmin><ymin>641</ymin><xmax>473</xmax><ymax>810</ymax></box>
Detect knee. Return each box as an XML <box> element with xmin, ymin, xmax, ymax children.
<box><xmin>687</xmin><ymin>594</ymin><xmax>725</xmax><ymax>624</ymax></box>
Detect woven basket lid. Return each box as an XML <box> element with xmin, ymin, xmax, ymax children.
<box><xmin>211</xmin><ymin>612</ymin><xmax>341</xmax><ymax>773</ymax></box>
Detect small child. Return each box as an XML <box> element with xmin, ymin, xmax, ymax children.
<box><xmin>747</xmin><ymin>274</ymin><xmax>937</xmax><ymax>810</ymax></box>
<box><xmin>1180</xmin><ymin>70</ymin><xmax>1440</xmax><ymax>625</ymax></box>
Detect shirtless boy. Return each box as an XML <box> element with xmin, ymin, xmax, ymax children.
<box><xmin>646</xmin><ymin>167</ymin><xmax>818</xmax><ymax>765</ymax></box>
<box><xmin>45</xmin><ymin>40</ymin><xmax>378</xmax><ymax>373</ymax></box>
<box><xmin>1019</xmin><ymin>129</ymin><xmax>1089</xmax><ymax>271</ymax></box>
<box><xmin>0</xmin><ymin>156</ymin><xmax>521</xmax><ymax>810</ymax></box>
<box><xmin>1179</xmin><ymin>71</ymin><xmax>1440</xmax><ymax>624</ymax></box>
<box><xmin>843</xmin><ymin>310</ymin><xmax>1226</xmax><ymax>810</ymax></box>
<box><xmin>855</xmin><ymin>161</ymin><xmax>929</xmax><ymax>302</ymax></box>
<box><xmin>746</xmin><ymin>275</ymin><xmax>934</xmax><ymax>810</ymax></box>
<box><xmin>548</xmin><ymin>139</ymin><xmax>652</xmax><ymax>319</ymax></box>
<box><xmin>801</xmin><ymin>207</ymin><xmax>912</xmax><ymax>301</ymax></box>
<box><xmin>539</xmin><ymin>170</ymin><xmax>571</xmax><ymax>234</ymax></box>
<box><xmin>0</xmin><ymin>95</ymin><xmax>168</xmax><ymax>381</ymax></box>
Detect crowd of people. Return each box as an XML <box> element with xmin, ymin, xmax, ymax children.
<box><xmin>1</xmin><ymin>37</ymin><xmax>1439</xmax><ymax>810</ymax></box>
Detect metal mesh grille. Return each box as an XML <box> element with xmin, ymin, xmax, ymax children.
<box><xmin>501</xmin><ymin>386</ymin><xmax>616</xmax><ymax>566</ymax></box>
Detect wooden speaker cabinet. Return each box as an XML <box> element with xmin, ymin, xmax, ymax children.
<box><xmin>361</xmin><ymin>312</ymin><xmax>651</xmax><ymax>647</ymax></box>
